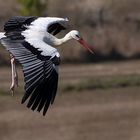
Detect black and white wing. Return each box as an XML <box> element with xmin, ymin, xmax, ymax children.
<box><xmin>47</xmin><ymin>18</ymin><xmax>68</xmax><ymax>35</ymax></box>
<box><xmin>4</xmin><ymin>16</ymin><xmax>38</xmax><ymax>32</ymax></box>
<box><xmin>29</xmin><ymin>17</ymin><xmax>68</xmax><ymax>36</ymax></box>
<box><xmin>4</xmin><ymin>16</ymin><xmax>68</xmax><ymax>36</ymax></box>
<box><xmin>47</xmin><ymin>22</ymin><xmax>67</xmax><ymax>35</ymax></box>
<box><xmin>1</xmin><ymin>16</ymin><xmax>61</xmax><ymax>116</ymax></box>
<box><xmin>1</xmin><ymin>37</ymin><xmax>60</xmax><ymax>116</ymax></box>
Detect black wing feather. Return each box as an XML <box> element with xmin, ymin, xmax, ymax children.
<box><xmin>4</xmin><ymin>16</ymin><xmax>66</xmax><ymax>37</ymax></box>
<box><xmin>1</xmin><ymin>37</ymin><xmax>60</xmax><ymax>116</ymax></box>
<box><xmin>48</xmin><ymin>23</ymin><xmax>66</xmax><ymax>36</ymax></box>
<box><xmin>4</xmin><ymin>16</ymin><xmax>37</xmax><ymax>32</ymax></box>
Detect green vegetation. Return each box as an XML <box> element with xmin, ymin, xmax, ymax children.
<box><xmin>61</xmin><ymin>74</ymin><xmax>140</xmax><ymax>92</ymax></box>
<box><xmin>1</xmin><ymin>64</ymin><xmax>140</xmax><ymax>96</ymax></box>
<box><xmin>17</xmin><ymin>0</ymin><xmax>48</xmax><ymax>16</ymax></box>
<box><xmin>0</xmin><ymin>89</ymin><xmax>8</xmax><ymax>96</ymax></box>
<box><xmin>1</xmin><ymin>74</ymin><xmax>140</xmax><ymax>96</ymax></box>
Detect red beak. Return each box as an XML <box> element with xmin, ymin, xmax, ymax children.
<box><xmin>78</xmin><ymin>39</ymin><xmax>94</xmax><ymax>54</ymax></box>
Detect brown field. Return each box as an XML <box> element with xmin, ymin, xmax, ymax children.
<box><xmin>0</xmin><ymin>60</ymin><xmax>140</xmax><ymax>140</ymax></box>
<box><xmin>0</xmin><ymin>0</ymin><xmax>140</xmax><ymax>139</ymax></box>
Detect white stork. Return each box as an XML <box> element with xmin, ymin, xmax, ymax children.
<box><xmin>0</xmin><ymin>16</ymin><xmax>94</xmax><ymax>116</ymax></box>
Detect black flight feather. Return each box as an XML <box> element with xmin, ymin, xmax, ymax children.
<box><xmin>48</xmin><ymin>23</ymin><xmax>66</xmax><ymax>36</ymax></box>
<box><xmin>4</xmin><ymin>16</ymin><xmax>37</xmax><ymax>32</ymax></box>
<box><xmin>1</xmin><ymin>36</ymin><xmax>60</xmax><ymax>116</ymax></box>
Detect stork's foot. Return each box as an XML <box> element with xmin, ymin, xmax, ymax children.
<box><xmin>10</xmin><ymin>75</ymin><xmax>18</xmax><ymax>96</ymax></box>
<box><xmin>10</xmin><ymin>84</ymin><xmax>14</xmax><ymax>96</ymax></box>
<box><xmin>14</xmin><ymin>73</ymin><xmax>18</xmax><ymax>87</ymax></box>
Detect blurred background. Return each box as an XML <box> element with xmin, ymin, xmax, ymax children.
<box><xmin>0</xmin><ymin>0</ymin><xmax>140</xmax><ymax>140</ymax></box>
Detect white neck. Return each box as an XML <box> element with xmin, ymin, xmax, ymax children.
<box><xmin>53</xmin><ymin>32</ymin><xmax>72</xmax><ymax>46</ymax></box>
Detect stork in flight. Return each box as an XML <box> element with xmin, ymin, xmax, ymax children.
<box><xmin>0</xmin><ymin>16</ymin><xmax>94</xmax><ymax>116</ymax></box>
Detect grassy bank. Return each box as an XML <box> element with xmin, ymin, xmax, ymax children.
<box><xmin>1</xmin><ymin>74</ymin><xmax>140</xmax><ymax>96</ymax></box>
<box><xmin>60</xmin><ymin>74</ymin><xmax>140</xmax><ymax>92</ymax></box>
<box><xmin>1</xmin><ymin>61</ymin><xmax>140</xmax><ymax>95</ymax></box>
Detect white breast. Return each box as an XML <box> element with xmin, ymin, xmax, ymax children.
<box><xmin>21</xmin><ymin>27</ymin><xmax>57</xmax><ymax>57</ymax></box>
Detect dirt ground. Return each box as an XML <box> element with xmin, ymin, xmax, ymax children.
<box><xmin>0</xmin><ymin>60</ymin><xmax>140</xmax><ymax>140</ymax></box>
<box><xmin>0</xmin><ymin>87</ymin><xmax>140</xmax><ymax>140</ymax></box>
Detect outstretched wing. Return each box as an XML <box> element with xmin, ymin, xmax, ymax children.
<box><xmin>4</xmin><ymin>16</ymin><xmax>37</xmax><ymax>32</ymax></box>
<box><xmin>0</xmin><ymin>16</ymin><xmax>68</xmax><ymax>116</ymax></box>
<box><xmin>4</xmin><ymin>16</ymin><xmax>68</xmax><ymax>36</ymax></box>
<box><xmin>1</xmin><ymin>37</ymin><xmax>60</xmax><ymax>116</ymax></box>
<box><xmin>29</xmin><ymin>17</ymin><xmax>68</xmax><ymax>36</ymax></box>
<box><xmin>47</xmin><ymin>18</ymin><xmax>68</xmax><ymax>35</ymax></box>
<box><xmin>48</xmin><ymin>22</ymin><xmax>66</xmax><ymax>35</ymax></box>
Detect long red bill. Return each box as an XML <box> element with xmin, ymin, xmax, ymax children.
<box><xmin>78</xmin><ymin>39</ymin><xmax>94</xmax><ymax>54</ymax></box>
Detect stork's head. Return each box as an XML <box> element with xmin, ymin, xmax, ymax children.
<box><xmin>70</xmin><ymin>30</ymin><xmax>94</xmax><ymax>54</ymax></box>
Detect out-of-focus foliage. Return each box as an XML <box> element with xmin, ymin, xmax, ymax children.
<box><xmin>0</xmin><ymin>0</ymin><xmax>140</xmax><ymax>64</ymax></box>
<box><xmin>48</xmin><ymin>0</ymin><xmax>140</xmax><ymax>62</ymax></box>
<box><xmin>17</xmin><ymin>0</ymin><xmax>47</xmax><ymax>16</ymax></box>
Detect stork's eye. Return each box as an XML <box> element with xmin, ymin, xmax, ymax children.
<box><xmin>76</xmin><ymin>34</ymin><xmax>80</xmax><ymax>38</ymax></box>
